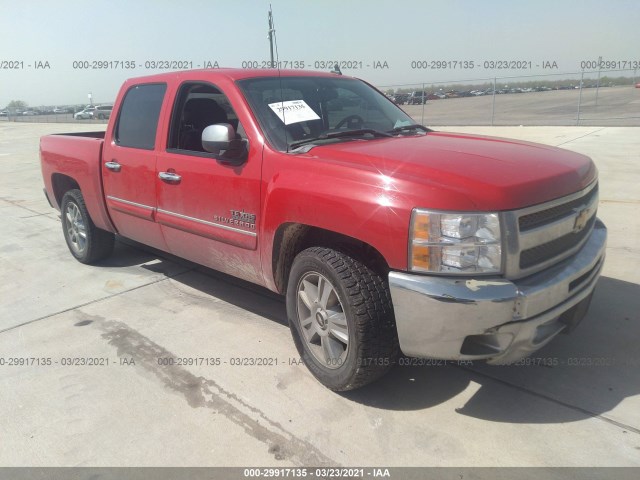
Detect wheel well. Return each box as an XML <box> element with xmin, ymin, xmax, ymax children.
<box><xmin>51</xmin><ymin>174</ymin><xmax>80</xmax><ymax>208</ymax></box>
<box><xmin>272</xmin><ymin>223</ymin><xmax>389</xmax><ymax>294</ymax></box>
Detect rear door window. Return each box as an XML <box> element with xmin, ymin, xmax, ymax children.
<box><xmin>115</xmin><ymin>83</ymin><xmax>167</xmax><ymax>150</ymax></box>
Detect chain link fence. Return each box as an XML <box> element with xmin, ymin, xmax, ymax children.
<box><xmin>377</xmin><ymin>69</ymin><xmax>639</xmax><ymax>126</ymax></box>
<box><xmin>0</xmin><ymin>111</ymin><xmax>109</xmax><ymax>125</ymax></box>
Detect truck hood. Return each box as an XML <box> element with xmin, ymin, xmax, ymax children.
<box><xmin>303</xmin><ymin>131</ymin><xmax>597</xmax><ymax>211</ymax></box>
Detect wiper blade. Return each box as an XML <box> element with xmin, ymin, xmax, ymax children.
<box><xmin>321</xmin><ymin>128</ymin><xmax>392</xmax><ymax>139</ymax></box>
<box><xmin>289</xmin><ymin>129</ymin><xmax>392</xmax><ymax>151</ymax></box>
<box><xmin>388</xmin><ymin>124</ymin><xmax>431</xmax><ymax>134</ymax></box>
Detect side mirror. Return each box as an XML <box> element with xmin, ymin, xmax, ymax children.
<box><xmin>202</xmin><ymin>124</ymin><xmax>248</xmax><ymax>166</ymax></box>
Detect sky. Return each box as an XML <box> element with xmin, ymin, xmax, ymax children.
<box><xmin>1</xmin><ymin>0</ymin><xmax>639</xmax><ymax>106</ymax></box>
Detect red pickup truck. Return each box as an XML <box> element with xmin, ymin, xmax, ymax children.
<box><xmin>40</xmin><ymin>69</ymin><xmax>606</xmax><ymax>390</ymax></box>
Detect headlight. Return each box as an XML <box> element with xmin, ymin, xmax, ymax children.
<box><xmin>409</xmin><ymin>209</ymin><xmax>502</xmax><ymax>274</ymax></box>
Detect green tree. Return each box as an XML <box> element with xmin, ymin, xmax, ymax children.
<box><xmin>6</xmin><ymin>100</ymin><xmax>28</xmax><ymax>111</ymax></box>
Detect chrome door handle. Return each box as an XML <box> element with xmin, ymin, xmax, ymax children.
<box><xmin>158</xmin><ymin>171</ymin><xmax>182</xmax><ymax>183</ymax></box>
<box><xmin>105</xmin><ymin>161</ymin><xmax>121</xmax><ymax>172</ymax></box>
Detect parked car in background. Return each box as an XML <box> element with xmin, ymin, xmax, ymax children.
<box><xmin>407</xmin><ymin>91</ymin><xmax>427</xmax><ymax>105</ymax></box>
<box><xmin>0</xmin><ymin>111</ymin><xmax>8</xmax><ymax>117</ymax></box>
<box><xmin>93</xmin><ymin>105</ymin><xmax>113</xmax><ymax>120</ymax></box>
<box><xmin>74</xmin><ymin>108</ymin><xmax>95</xmax><ymax>120</ymax></box>
<box><xmin>22</xmin><ymin>110</ymin><xmax>38</xmax><ymax>116</ymax></box>
<box><xmin>392</xmin><ymin>93</ymin><xmax>409</xmax><ymax>105</ymax></box>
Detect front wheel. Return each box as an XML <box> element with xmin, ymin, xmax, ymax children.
<box><xmin>286</xmin><ymin>247</ymin><xmax>399</xmax><ymax>391</ymax></box>
<box><xmin>61</xmin><ymin>189</ymin><xmax>114</xmax><ymax>264</ymax></box>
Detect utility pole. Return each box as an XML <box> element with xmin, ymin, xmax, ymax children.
<box><xmin>268</xmin><ymin>6</ymin><xmax>275</xmax><ymax>68</ymax></box>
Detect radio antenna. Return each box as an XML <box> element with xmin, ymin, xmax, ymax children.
<box><xmin>268</xmin><ymin>5</ymin><xmax>289</xmax><ymax>152</ymax></box>
<box><xmin>268</xmin><ymin>6</ymin><xmax>276</xmax><ymax>68</ymax></box>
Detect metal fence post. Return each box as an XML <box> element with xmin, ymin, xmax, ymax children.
<box><xmin>576</xmin><ymin>71</ymin><xmax>584</xmax><ymax>126</ymax></box>
<box><xmin>491</xmin><ymin>77</ymin><xmax>497</xmax><ymax>126</ymax></box>
<box><xmin>595</xmin><ymin>56</ymin><xmax>602</xmax><ymax>106</ymax></box>
<box><xmin>421</xmin><ymin>83</ymin><xmax>425</xmax><ymax>125</ymax></box>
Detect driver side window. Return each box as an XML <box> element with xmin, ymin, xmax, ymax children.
<box><xmin>167</xmin><ymin>82</ymin><xmax>244</xmax><ymax>153</ymax></box>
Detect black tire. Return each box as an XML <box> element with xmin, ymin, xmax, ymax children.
<box><xmin>286</xmin><ymin>247</ymin><xmax>399</xmax><ymax>391</ymax></box>
<box><xmin>60</xmin><ymin>189</ymin><xmax>114</xmax><ymax>264</ymax></box>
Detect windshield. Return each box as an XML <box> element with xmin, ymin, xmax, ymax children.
<box><xmin>237</xmin><ymin>76</ymin><xmax>419</xmax><ymax>152</ymax></box>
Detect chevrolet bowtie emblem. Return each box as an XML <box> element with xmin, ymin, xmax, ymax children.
<box><xmin>573</xmin><ymin>207</ymin><xmax>592</xmax><ymax>233</ymax></box>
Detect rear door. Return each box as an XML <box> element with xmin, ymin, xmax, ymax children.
<box><xmin>155</xmin><ymin>81</ymin><xmax>263</xmax><ymax>284</ymax></box>
<box><xmin>102</xmin><ymin>83</ymin><xmax>168</xmax><ymax>250</ymax></box>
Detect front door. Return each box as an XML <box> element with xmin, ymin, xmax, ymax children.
<box><xmin>155</xmin><ymin>81</ymin><xmax>263</xmax><ymax>284</ymax></box>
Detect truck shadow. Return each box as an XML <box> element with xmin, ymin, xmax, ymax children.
<box><xmin>107</xmin><ymin>239</ymin><xmax>640</xmax><ymax>426</ymax></box>
<box><xmin>94</xmin><ymin>239</ymin><xmax>167</xmax><ymax>268</ymax></box>
<box><xmin>344</xmin><ymin>276</ymin><xmax>640</xmax><ymax>426</ymax></box>
<box><xmin>95</xmin><ymin>238</ymin><xmax>289</xmax><ymax>325</ymax></box>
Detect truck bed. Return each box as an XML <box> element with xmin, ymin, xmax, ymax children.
<box><xmin>40</xmin><ymin>132</ymin><xmax>114</xmax><ymax>232</ymax></box>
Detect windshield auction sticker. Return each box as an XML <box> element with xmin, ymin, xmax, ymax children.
<box><xmin>268</xmin><ymin>100</ymin><xmax>320</xmax><ymax>125</ymax></box>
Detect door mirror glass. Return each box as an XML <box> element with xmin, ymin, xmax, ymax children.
<box><xmin>202</xmin><ymin>123</ymin><xmax>248</xmax><ymax>165</ymax></box>
<box><xmin>202</xmin><ymin>123</ymin><xmax>233</xmax><ymax>154</ymax></box>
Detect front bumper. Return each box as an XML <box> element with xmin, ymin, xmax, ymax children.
<box><xmin>389</xmin><ymin>219</ymin><xmax>607</xmax><ymax>364</ymax></box>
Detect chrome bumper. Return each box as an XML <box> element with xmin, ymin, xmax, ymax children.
<box><xmin>388</xmin><ymin>219</ymin><xmax>607</xmax><ymax>364</ymax></box>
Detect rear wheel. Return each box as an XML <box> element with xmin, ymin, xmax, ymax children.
<box><xmin>61</xmin><ymin>189</ymin><xmax>114</xmax><ymax>264</ymax></box>
<box><xmin>286</xmin><ymin>247</ymin><xmax>399</xmax><ymax>391</ymax></box>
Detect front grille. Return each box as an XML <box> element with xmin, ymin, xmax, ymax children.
<box><xmin>520</xmin><ymin>215</ymin><xmax>595</xmax><ymax>269</ymax></box>
<box><xmin>519</xmin><ymin>185</ymin><xmax>598</xmax><ymax>231</ymax></box>
<box><xmin>506</xmin><ymin>182</ymin><xmax>599</xmax><ymax>277</ymax></box>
